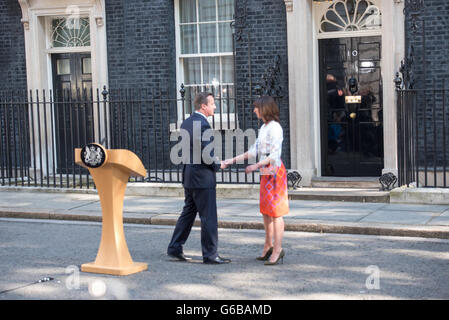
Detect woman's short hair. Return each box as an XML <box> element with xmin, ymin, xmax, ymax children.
<box><xmin>253</xmin><ymin>96</ymin><xmax>280</xmax><ymax>123</ymax></box>
<box><xmin>194</xmin><ymin>92</ymin><xmax>214</xmax><ymax>110</ymax></box>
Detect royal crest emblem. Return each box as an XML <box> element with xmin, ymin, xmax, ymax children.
<box><xmin>81</xmin><ymin>144</ymin><xmax>106</xmax><ymax>168</ymax></box>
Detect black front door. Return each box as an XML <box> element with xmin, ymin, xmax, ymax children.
<box><xmin>319</xmin><ymin>36</ymin><xmax>383</xmax><ymax>177</ymax></box>
<box><xmin>51</xmin><ymin>53</ymin><xmax>93</xmax><ymax>173</ymax></box>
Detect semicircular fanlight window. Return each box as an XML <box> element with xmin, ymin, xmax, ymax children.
<box><xmin>51</xmin><ymin>17</ymin><xmax>91</xmax><ymax>48</ymax></box>
<box><xmin>319</xmin><ymin>0</ymin><xmax>381</xmax><ymax>33</ymax></box>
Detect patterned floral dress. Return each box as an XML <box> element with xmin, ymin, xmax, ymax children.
<box><xmin>248</xmin><ymin>121</ymin><xmax>289</xmax><ymax>217</ymax></box>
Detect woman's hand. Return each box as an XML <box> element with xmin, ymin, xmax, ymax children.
<box><xmin>245</xmin><ymin>164</ymin><xmax>258</xmax><ymax>174</ymax></box>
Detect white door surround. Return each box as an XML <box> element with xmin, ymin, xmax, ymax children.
<box><xmin>284</xmin><ymin>0</ymin><xmax>405</xmax><ymax>186</ymax></box>
<box><xmin>17</xmin><ymin>0</ymin><xmax>109</xmax><ymax>176</ymax></box>
<box><xmin>17</xmin><ymin>0</ymin><xmax>108</xmax><ymax>92</ymax></box>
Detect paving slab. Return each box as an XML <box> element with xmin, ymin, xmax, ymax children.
<box><xmin>217</xmin><ymin>199</ymin><xmax>259</xmax><ymax>206</ymax></box>
<box><xmin>318</xmin><ymin>201</ymin><xmax>387</xmax><ymax>210</ymax></box>
<box><xmin>0</xmin><ymin>192</ymin><xmax>98</xmax><ymax>211</ymax></box>
<box><xmin>427</xmin><ymin>210</ymin><xmax>449</xmax><ymax>226</ymax></box>
<box><xmin>289</xmin><ymin>211</ymin><xmax>372</xmax><ymax>222</ymax></box>
<box><xmin>288</xmin><ymin>200</ymin><xmax>337</xmax><ymax>209</ymax></box>
<box><xmin>359</xmin><ymin>210</ymin><xmax>437</xmax><ymax>225</ymax></box>
<box><xmin>308</xmin><ymin>206</ymin><xmax>377</xmax><ymax>215</ymax></box>
<box><xmin>381</xmin><ymin>203</ymin><xmax>449</xmax><ymax>213</ymax></box>
<box><xmin>217</xmin><ymin>204</ymin><xmax>258</xmax><ymax>216</ymax></box>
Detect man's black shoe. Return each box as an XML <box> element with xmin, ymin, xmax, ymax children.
<box><xmin>168</xmin><ymin>252</ymin><xmax>191</xmax><ymax>261</ymax></box>
<box><xmin>203</xmin><ymin>256</ymin><xmax>231</xmax><ymax>264</ymax></box>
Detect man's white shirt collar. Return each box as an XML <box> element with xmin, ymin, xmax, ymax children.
<box><xmin>195</xmin><ymin>111</ymin><xmax>208</xmax><ymax>120</ymax></box>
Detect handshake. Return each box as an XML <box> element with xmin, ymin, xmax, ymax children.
<box><xmin>220</xmin><ymin>158</ymin><xmax>233</xmax><ymax>170</ymax></box>
<box><xmin>219</xmin><ymin>157</ymin><xmax>259</xmax><ymax>174</ymax></box>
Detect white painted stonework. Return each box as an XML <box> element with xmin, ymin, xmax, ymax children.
<box><xmin>284</xmin><ymin>0</ymin><xmax>405</xmax><ymax>185</ymax></box>
<box><xmin>17</xmin><ymin>0</ymin><xmax>108</xmax><ymax>92</ymax></box>
<box><xmin>17</xmin><ymin>0</ymin><xmax>108</xmax><ymax>176</ymax></box>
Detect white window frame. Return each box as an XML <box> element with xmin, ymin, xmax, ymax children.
<box><xmin>314</xmin><ymin>0</ymin><xmax>382</xmax><ymax>39</ymax></box>
<box><xmin>174</xmin><ymin>0</ymin><xmax>237</xmax><ymax>131</ymax></box>
<box><xmin>45</xmin><ymin>16</ymin><xmax>92</xmax><ymax>54</ymax></box>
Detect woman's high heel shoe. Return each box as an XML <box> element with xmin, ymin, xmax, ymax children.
<box><xmin>256</xmin><ymin>247</ymin><xmax>273</xmax><ymax>261</ymax></box>
<box><xmin>264</xmin><ymin>249</ymin><xmax>285</xmax><ymax>265</ymax></box>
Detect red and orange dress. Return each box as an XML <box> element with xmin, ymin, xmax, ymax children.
<box><xmin>248</xmin><ymin>121</ymin><xmax>289</xmax><ymax>217</ymax></box>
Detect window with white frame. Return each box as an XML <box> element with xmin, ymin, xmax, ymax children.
<box><xmin>49</xmin><ymin>17</ymin><xmax>91</xmax><ymax>48</ymax></box>
<box><xmin>316</xmin><ymin>0</ymin><xmax>381</xmax><ymax>37</ymax></box>
<box><xmin>176</xmin><ymin>0</ymin><xmax>235</xmax><ymax>118</ymax></box>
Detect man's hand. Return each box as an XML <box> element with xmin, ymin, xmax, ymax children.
<box><xmin>220</xmin><ymin>161</ymin><xmax>228</xmax><ymax>169</ymax></box>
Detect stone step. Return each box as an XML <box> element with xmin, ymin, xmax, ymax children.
<box><xmin>311</xmin><ymin>177</ymin><xmax>381</xmax><ymax>189</ymax></box>
<box><xmin>288</xmin><ymin>187</ymin><xmax>390</xmax><ymax>203</ymax></box>
<box><xmin>128</xmin><ymin>182</ymin><xmax>390</xmax><ymax>203</ymax></box>
<box><xmin>1</xmin><ymin>183</ymin><xmax>390</xmax><ymax>203</ymax></box>
<box><xmin>126</xmin><ymin>183</ymin><xmax>261</xmax><ymax>199</ymax></box>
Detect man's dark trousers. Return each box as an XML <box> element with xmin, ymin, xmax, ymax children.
<box><xmin>167</xmin><ymin>112</ymin><xmax>220</xmax><ymax>260</ymax></box>
<box><xmin>168</xmin><ymin>187</ymin><xmax>218</xmax><ymax>260</ymax></box>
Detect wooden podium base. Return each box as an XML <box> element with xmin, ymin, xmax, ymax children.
<box><xmin>81</xmin><ymin>262</ymin><xmax>148</xmax><ymax>276</ymax></box>
<box><xmin>75</xmin><ymin>146</ymin><xmax>149</xmax><ymax>276</ymax></box>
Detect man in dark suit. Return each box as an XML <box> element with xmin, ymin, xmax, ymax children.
<box><xmin>167</xmin><ymin>92</ymin><xmax>231</xmax><ymax>264</ymax></box>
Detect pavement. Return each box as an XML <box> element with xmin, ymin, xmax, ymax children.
<box><xmin>1</xmin><ymin>187</ymin><xmax>449</xmax><ymax>239</ymax></box>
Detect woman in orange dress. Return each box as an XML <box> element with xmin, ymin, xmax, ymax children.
<box><xmin>222</xmin><ymin>96</ymin><xmax>289</xmax><ymax>265</ymax></box>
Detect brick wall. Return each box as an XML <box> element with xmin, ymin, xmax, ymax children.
<box><xmin>104</xmin><ymin>0</ymin><xmax>291</xmax><ymax>170</ymax></box>
<box><xmin>0</xmin><ymin>0</ymin><xmax>292</xmax><ymax>178</ymax></box>
<box><xmin>404</xmin><ymin>0</ymin><xmax>449</xmax><ymax>171</ymax></box>
<box><xmin>405</xmin><ymin>0</ymin><xmax>449</xmax><ymax>87</ymax></box>
<box><xmin>0</xmin><ymin>1</ymin><xmax>26</xmax><ymax>91</ymax></box>
<box><xmin>234</xmin><ymin>0</ymin><xmax>290</xmax><ymax>168</ymax></box>
<box><xmin>104</xmin><ymin>0</ymin><xmax>177</xmax><ymax>170</ymax></box>
<box><xmin>105</xmin><ymin>0</ymin><xmax>177</xmax><ymax>92</ymax></box>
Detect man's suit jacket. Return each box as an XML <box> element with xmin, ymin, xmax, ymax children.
<box><xmin>181</xmin><ymin>112</ymin><xmax>220</xmax><ymax>189</ymax></box>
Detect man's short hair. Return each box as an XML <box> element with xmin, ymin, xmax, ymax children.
<box><xmin>194</xmin><ymin>92</ymin><xmax>213</xmax><ymax>111</ymax></box>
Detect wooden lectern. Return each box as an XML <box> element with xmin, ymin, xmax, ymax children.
<box><xmin>75</xmin><ymin>143</ymin><xmax>148</xmax><ymax>276</ymax></box>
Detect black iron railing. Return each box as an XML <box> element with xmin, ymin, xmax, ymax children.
<box><xmin>0</xmin><ymin>86</ymin><xmax>278</xmax><ymax>189</ymax></box>
<box><xmin>396</xmin><ymin>85</ymin><xmax>449</xmax><ymax>188</ymax></box>
<box><xmin>395</xmin><ymin>1</ymin><xmax>449</xmax><ymax>188</ymax></box>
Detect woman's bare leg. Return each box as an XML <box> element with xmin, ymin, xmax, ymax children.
<box><xmin>262</xmin><ymin>214</ymin><xmax>274</xmax><ymax>255</ymax></box>
<box><xmin>268</xmin><ymin>216</ymin><xmax>284</xmax><ymax>263</ymax></box>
